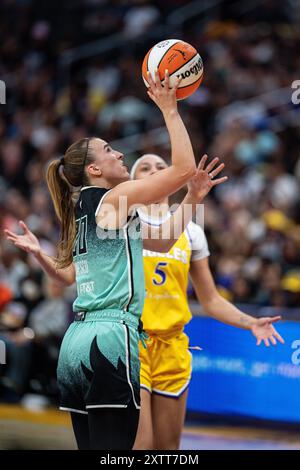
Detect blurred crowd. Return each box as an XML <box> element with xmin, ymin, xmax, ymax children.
<box><xmin>0</xmin><ymin>0</ymin><xmax>300</xmax><ymax>401</ymax></box>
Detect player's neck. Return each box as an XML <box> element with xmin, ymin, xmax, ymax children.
<box><xmin>87</xmin><ymin>177</ymin><xmax>111</xmax><ymax>190</ymax></box>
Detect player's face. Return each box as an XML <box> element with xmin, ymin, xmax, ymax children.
<box><xmin>91</xmin><ymin>138</ymin><xmax>129</xmax><ymax>184</ymax></box>
<box><xmin>134</xmin><ymin>155</ymin><xmax>168</xmax><ymax>179</ymax></box>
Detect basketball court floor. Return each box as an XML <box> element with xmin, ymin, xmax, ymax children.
<box><xmin>0</xmin><ymin>405</ymin><xmax>299</xmax><ymax>450</ymax></box>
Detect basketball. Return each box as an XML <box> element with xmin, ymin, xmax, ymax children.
<box><xmin>142</xmin><ymin>39</ymin><xmax>204</xmax><ymax>101</ymax></box>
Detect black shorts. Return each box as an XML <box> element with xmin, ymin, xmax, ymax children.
<box><xmin>57</xmin><ymin>313</ymin><xmax>141</xmax><ymax>415</ymax></box>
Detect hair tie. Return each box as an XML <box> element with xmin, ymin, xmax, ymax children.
<box><xmin>60</xmin><ymin>156</ymin><xmax>65</xmax><ymax>166</ymax></box>
<box><xmin>81</xmin><ymin>138</ymin><xmax>90</xmax><ymax>185</ymax></box>
<box><xmin>58</xmin><ymin>158</ymin><xmax>81</xmax><ymax>193</ymax></box>
<box><xmin>58</xmin><ymin>164</ymin><xmax>65</xmax><ymax>180</ymax></box>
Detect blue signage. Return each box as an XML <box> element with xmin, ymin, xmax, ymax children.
<box><xmin>185</xmin><ymin>317</ymin><xmax>300</xmax><ymax>423</ymax></box>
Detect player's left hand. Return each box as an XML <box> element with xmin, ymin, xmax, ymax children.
<box><xmin>187</xmin><ymin>155</ymin><xmax>228</xmax><ymax>201</ymax></box>
<box><xmin>251</xmin><ymin>316</ymin><xmax>285</xmax><ymax>346</ymax></box>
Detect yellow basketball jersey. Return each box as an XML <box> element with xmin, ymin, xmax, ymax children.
<box><xmin>142</xmin><ymin>230</ymin><xmax>192</xmax><ymax>335</ymax></box>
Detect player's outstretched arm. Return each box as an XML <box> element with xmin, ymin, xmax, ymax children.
<box><xmin>4</xmin><ymin>221</ymin><xmax>75</xmax><ymax>286</ymax></box>
<box><xmin>190</xmin><ymin>257</ymin><xmax>284</xmax><ymax>347</ymax></box>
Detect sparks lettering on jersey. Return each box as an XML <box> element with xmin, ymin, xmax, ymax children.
<box><xmin>146</xmin><ymin>292</ymin><xmax>180</xmax><ymax>300</ymax></box>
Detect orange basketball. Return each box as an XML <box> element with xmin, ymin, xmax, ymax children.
<box><xmin>142</xmin><ymin>39</ymin><xmax>204</xmax><ymax>101</ymax></box>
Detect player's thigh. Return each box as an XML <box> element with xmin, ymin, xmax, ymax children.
<box><xmin>133</xmin><ymin>388</ymin><xmax>154</xmax><ymax>450</ymax></box>
<box><xmin>88</xmin><ymin>400</ymin><xmax>139</xmax><ymax>450</ymax></box>
<box><xmin>71</xmin><ymin>412</ymin><xmax>90</xmax><ymax>450</ymax></box>
<box><xmin>152</xmin><ymin>389</ymin><xmax>188</xmax><ymax>450</ymax></box>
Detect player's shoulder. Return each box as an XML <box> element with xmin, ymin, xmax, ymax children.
<box><xmin>186</xmin><ymin>221</ymin><xmax>210</xmax><ymax>259</ymax></box>
<box><xmin>76</xmin><ymin>186</ymin><xmax>109</xmax><ymax>217</ymax></box>
<box><xmin>186</xmin><ymin>220</ymin><xmax>206</xmax><ymax>240</ymax></box>
<box><xmin>80</xmin><ymin>186</ymin><xmax>108</xmax><ymax>200</ymax></box>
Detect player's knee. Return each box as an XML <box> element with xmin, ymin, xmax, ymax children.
<box><xmin>133</xmin><ymin>433</ymin><xmax>154</xmax><ymax>450</ymax></box>
<box><xmin>154</xmin><ymin>431</ymin><xmax>181</xmax><ymax>450</ymax></box>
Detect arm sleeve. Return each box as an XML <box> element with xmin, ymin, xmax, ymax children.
<box><xmin>186</xmin><ymin>221</ymin><xmax>210</xmax><ymax>262</ymax></box>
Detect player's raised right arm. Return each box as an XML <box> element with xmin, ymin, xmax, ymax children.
<box><xmin>103</xmin><ymin>70</ymin><xmax>197</xmax><ymax>212</ymax></box>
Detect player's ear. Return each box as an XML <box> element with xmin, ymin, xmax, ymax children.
<box><xmin>87</xmin><ymin>163</ymin><xmax>102</xmax><ymax>177</ymax></box>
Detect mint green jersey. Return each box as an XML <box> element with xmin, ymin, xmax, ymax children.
<box><xmin>72</xmin><ymin>187</ymin><xmax>145</xmax><ymax>319</ymax></box>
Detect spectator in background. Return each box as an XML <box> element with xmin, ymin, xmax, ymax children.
<box><xmin>122</xmin><ymin>0</ymin><xmax>161</xmax><ymax>38</ymax></box>
<box><xmin>0</xmin><ymin>277</ymin><xmax>70</xmax><ymax>402</ymax></box>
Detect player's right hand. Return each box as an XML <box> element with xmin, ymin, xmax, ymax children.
<box><xmin>146</xmin><ymin>69</ymin><xmax>181</xmax><ymax>115</ymax></box>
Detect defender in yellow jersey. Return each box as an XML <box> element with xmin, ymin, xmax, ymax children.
<box><xmin>140</xmin><ymin>216</ymin><xmax>209</xmax><ymax>397</ymax></box>
<box><xmin>132</xmin><ymin>155</ymin><xmax>284</xmax><ymax>450</ymax></box>
<box><xmin>142</xmin><ymin>219</ymin><xmax>208</xmax><ymax>335</ymax></box>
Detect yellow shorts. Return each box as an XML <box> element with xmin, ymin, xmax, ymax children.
<box><xmin>139</xmin><ymin>331</ymin><xmax>192</xmax><ymax>398</ymax></box>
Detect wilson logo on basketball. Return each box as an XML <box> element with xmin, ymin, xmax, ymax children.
<box><xmin>176</xmin><ymin>58</ymin><xmax>203</xmax><ymax>80</ymax></box>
